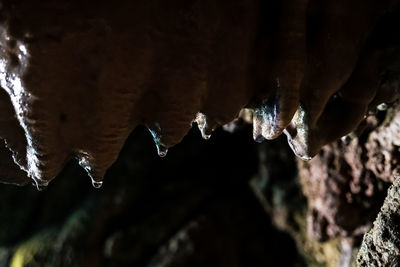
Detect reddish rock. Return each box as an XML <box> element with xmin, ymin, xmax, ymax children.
<box><xmin>298</xmin><ymin>103</ymin><xmax>400</xmax><ymax>243</ymax></box>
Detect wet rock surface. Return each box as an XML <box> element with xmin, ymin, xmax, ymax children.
<box><xmin>0</xmin><ymin>0</ymin><xmax>399</xmax><ymax>186</ymax></box>
<box><xmin>1</xmin><ymin>1</ymin><xmax>400</xmax><ymax>266</ymax></box>
<box><xmin>1</xmin><ymin>103</ymin><xmax>400</xmax><ymax>266</ymax></box>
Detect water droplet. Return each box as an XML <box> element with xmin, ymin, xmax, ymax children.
<box><xmin>341</xmin><ymin>135</ymin><xmax>351</xmax><ymax>145</ymax></box>
<box><xmin>377</xmin><ymin>103</ymin><xmax>388</xmax><ymax>111</ymax></box>
<box><xmin>202</xmin><ymin>133</ymin><xmax>211</xmax><ymax>140</ymax></box>
<box><xmin>92</xmin><ymin>180</ymin><xmax>103</xmax><ymax>189</ymax></box>
<box><xmin>75</xmin><ymin>152</ymin><xmax>105</xmax><ymax>188</ymax></box>
<box><xmin>88</xmin><ymin>171</ymin><xmax>103</xmax><ymax>189</ymax></box>
<box><xmin>147</xmin><ymin>123</ymin><xmax>169</xmax><ymax>157</ymax></box>
<box><xmin>36</xmin><ymin>184</ymin><xmax>47</xmax><ymax>191</ymax></box>
<box><xmin>254</xmin><ymin>134</ymin><xmax>265</xmax><ymax>143</ymax></box>
<box><xmin>252</xmin><ymin>113</ymin><xmax>265</xmax><ymax>143</ymax></box>
<box><xmin>252</xmin><ymin>98</ymin><xmax>280</xmax><ymax>140</ymax></box>
<box><xmin>195</xmin><ymin>113</ymin><xmax>215</xmax><ymax>140</ymax></box>
<box><xmin>77</xmin><ymin>153</ymin><xmax>91</xmax><ymax>170</ymax></box>
<box><xmin>198</xmin><ymin>126</ymin><xmax>212</xmax><ymax>140</ymax></box>
<box><xmin>300</xmin><ymin>155</ymin><xmax>312</xmax><ymax>161</ymax></box>
<box><xmin>86</xmin><ymin>169</ymin><xmax>103</xmax><ymax>189</ymax></box>
<box><xmin>156</xmin><ymin>144</ymin><xmax>168</xmax><ymax>157</ymax></box>
<box><xmin>341</xmin><ymin>132</ymin><xmax>357</xmax><ymax>145</ymax></box>
<box><xmin>32</xmin><ymin>177</ymin><xmax>49</xmax><ymax>191</ymax></box>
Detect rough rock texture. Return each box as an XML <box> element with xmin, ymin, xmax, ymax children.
<box><xmin>357</xmin><ymin>176</ymin><xmax>400</xmax><ymax>266</ymax></box>
<box><xmin>0</xmin><ymin>0</ymin><xmax>398</xmax><ymax>187</ymax></box>
<box><xmin>2</xmin><ymin>101</ymin><xmax>400</xmax><ymax>266</ymax></box>
<box><xmin>251</xmin><ymin>137</ymin><xmax>356</xmax><ymax>267</ymax></box>
<box><xmin>297</xmin><ymin>101</ymin><xmax>400</xmax><ymax>249</ymax></box>
<box><xmin>250</xmin><ymin>101</ymin><xmax>400</xmax><ymax>266</ymax></box>
<box><xmin>298</xmin><ymin>141</ymin><xmax>389</xmax><ymax>243</ymax></box>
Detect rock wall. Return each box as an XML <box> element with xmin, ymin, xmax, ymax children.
<box><xmin>358</xmin><ymin>176</ymin><xmax>400</xmax><ymax>266</ymax></box>
<box><xmin>0</xmin><ymin>0</ymin><xmax>398</xmax><ymax>188</ymax></box>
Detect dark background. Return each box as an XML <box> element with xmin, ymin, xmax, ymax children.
<box><xmin>0</xmin><ymin>125</ymin><xmax>303</xmax><ymax>267</ymax></box>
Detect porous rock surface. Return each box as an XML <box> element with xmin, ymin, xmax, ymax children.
<box><xmin>251</xmin><ymin>102</ymin><xmax>400</xmax><ymax>266</ymax></box>
<box><xmin>297</xmin><ymin>100</ymin><xmax>400</xmax><ymax>247</ymax></box>
<box><xmin>0</xmin><ymin>0</ymin><xmax>398</xmax><ymax>187</ymax></box>
<box><xmin>357</xmin><ymin>176</ymin><xmax>400</xmax><ymax>266</ymax></box>
<box><xmin>252</xmin><ymin>136</ymin><xmax>366</xmax><ymax>267</ymax></box>
<box><xmin>298</xmin><ymin>139</ymin><xmax>389</xmax><ymax>243</ymax></box>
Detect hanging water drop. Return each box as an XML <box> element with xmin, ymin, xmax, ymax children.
<box><xmin>195</xmin><ymin>113</ymin><xmax>215</xmax><ymax>140</ymax></box>
<box><xmin>252</xmin><ymin>113</ymin><xmax>265</xmax><ymax>143</ymax></box>
<box><xmin>35</xmin><ymin>183</ymin><xmax>47</xmax><ymax>191</ymax></box>
<box><xmin>198</xmin><ymin>125</ymin><xmax>212</xmax><ymax>139</ymax></box>
<box><xmin>92</xmin><ymin>180</ymin><xmax>103</xmax><ymax>189</ymax></box>
<box><xmin>253</xmin><ymin>133</ymin><xmax>265</xmax><ymax>143</ymax></box>
<box><xmin>252</xmin><ymin>98</ymin><xmax>281</xmax><ymax>140</ymax></box>
<box><xmin>377</xmin><ymin>103</ymin><xmax>388</xmax><ymax>111</ymax></box>
<box><xmin>88</xmin><ymin>171</ymin><xmax>104</xmax><ymax>189</ymax></box>
<box><xmin>32</xmin><ymin>177</ymin><xmax>49</xmax><ymax>191</ymax></box>
<box><xmin>156</xmin><ymin>144</ymin><xmax>168</xmax><ymax>157</ymax></box>
<box><xmin>75</xmin><ymin>151</ymin><xmax>104</xmax><ymax>188</ymax></box>
<box><xmin>147</xmin><ymin>122</ymin><xmax>169</xmax><ymax>157</ymax></box>
<box><xmin>202</xmin><ymin>133</ymin><xmax>211</xmax><ymax>140</ymax></box>
<box><xmin>341</xmin><ymin>132</ymin><xmax>357</xmax><ymax>145</ymax></box>
<box><xmin>198</xmin><ymin>124</ymin><xmax>212</xmax><ymax>140</ymax></box>
<box><xmin>340</xmin><ymin>135</ymin><xmax>351</xmax><ymax>145</ymax></box>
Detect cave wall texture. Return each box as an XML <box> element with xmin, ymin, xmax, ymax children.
<box><xmin>0</xmin><ymin>0</ymin><xmax>399</xmax><ymax>187</ymax></box>
<box><xmin>1</xmin><ymin>0</ymin><xmax>400</xmax><ymax>266</ymax></box>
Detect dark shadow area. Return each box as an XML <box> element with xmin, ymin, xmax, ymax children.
<box><xmin>0</xmin><ymin>125</ymin><xmax>302</xmax><ymax>266</ymax></box>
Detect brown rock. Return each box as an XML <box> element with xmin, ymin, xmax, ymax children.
<box><xmin>357</xmin><ymin>176</ymin><xmax>400</xmax><ymax>266</ymax></box>
<box><xmin>298</xmin><ymin>101</ymin><xmax>400</xmax><ymax>244</ymax></box>
<box><xmin>0</xmin><ymin>0</ymin><xmax>398</xmax><ymax>187</ymax></box>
